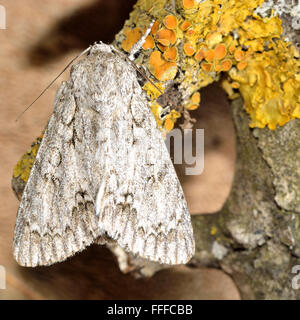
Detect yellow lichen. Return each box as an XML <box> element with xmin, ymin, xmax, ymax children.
<box><xmin>150</xmin><ymin>103</ymin><xmax>164</xmax><ymax>128</ymax></box>
<box><xmin>221</xmin><ymin>79</ymin><xmax>240</xmax><ymax>99</ymax></box>
<box><xmin>229</xmin><ymin>45</ymin><xmax>300</xmax><ymax>130</ymax></box>
<box><xmin>143</xmin><ymin>81</ymin><xmax>165</xmax><ymax>101</ymax></box>
<box><xmin>232</xmin><ymin>81</ymin><xmax>240</xmax><ymax>89</ymax></box>
<box><xmin>164</xmin><ymin>109</ymin><xmax>181</xmax><ymax>131</ymax></box>
<box><xmin>13</xmin><ymin>142</ymin><xmax>41</xmax><ymax>182</ymax></box>
<box><xmin>210</xmin><ymin>225</ymin><xmax>218</xmax><ymax>236</ymax></box>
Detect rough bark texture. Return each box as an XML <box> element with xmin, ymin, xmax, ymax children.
<box><xmin>192</xmin><ymin>98</ymin><xmax>300</xmax><ymax>300</ymax></box>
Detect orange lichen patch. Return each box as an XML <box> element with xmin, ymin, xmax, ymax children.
<box><xmin>149</xmin><ymin>50</ymin><xmax>177</xmax><ymax>81</ymax></box>
<box><xmin>237</xmin><ymin>61</ymin><xmax>247</xmax><ymax>70</ymax></box>
<box><xmin>201</xmin><ymin>63</ymin><xmax>212</xmax><ymax>72</ymax></box>
<box><xmin>191</xmin><ymin>92</ymin><xmax>200</xmax><ymax>104</ymax></box>
<box><xmin>164</xmin><ymin>109</ymin><xmax>181</xmax><ymax>131</ymax></box>
<box><xmin>221</xmin><ymin>59</ymin><xmax>232</xmax><ymax>71</ymax></box>
<box><xmin>163</xmin><ymin>15</ymin><xmax>177</xmax><ymax>30</ymax></box>
<box><xmin>122</xmin><ymin>29</ymin><xmax>139</xmax><ymax>50</ymax></box>
<box><xmin>142</xmin><ymin>35</ymin><xmax>155</xmax><ymax>50</ymax></box>
<box><xmin>204</xmin><ymin>49</ymin><xmax>215</xmax><ymax>62</ymax></box>
<box><xmin>164</xmin><ymin>118</ymin><xmax>174</xmax><ymax>131</ymax></box>
<box><xmin>121</xmin><ymin>28</ymin><xmax>142</xmax><ymax>52</ymax></box>
<box><xmin>184</xmin><ymin>42</ymin><xmax>195</xmax><ymax>56</ymax></box>
<box><xmin>214</xmin><ymin>61</ymin><xmax>222</xmax><ymax>72</ymax></box>
<box><xmin>181</xmin><ymin>20</ymin><xmax>191</xmax><ymax>31</ymax></box>
<box><xmin>215</xmin><ymin>44</ymin><xmax>227</xmax><ymax>60</ymax></box>
<box><xmin>234</xmin><ymin>49</ymin><xmax>245</xmax><ymax>61</ymax></box>
<box><xmin>170</xmin><ymin>109</ymin><xmax>181</xmax><ymax>119</ymax></box>
<box><xmin>229</xmin><ymin>45</ymin><xmax>235</xmax><ymax>54</ymax></box>
<box><xmin>170</xmin><ymin>30</ymin><xmax>176</xmax><ymax>44</ymax></box>
<box><xmin>151</xmin><ymin>20</ymin><xmax>160</xmax><ymax>36</ymax></box>
<box><xmin>185</xmin><ymin>103</ymin><xmax>199</xmax><ymax>111</ymax></box>
<box><xmin>156</xmin><ymin>28</ymin><xmax>176</xmax><ymax>46</ymax></box>
<box><xmin>195</xmin><ymin>46</ymin><xmax>207</xmax><ymax>62</ymax></box>
<box><xmin>183</xmin><ymin>0</ymin><xmax>194</xmax><ymax>9</ymax></box>
<box><xmin>157</xmin><ymin>43</ymin><xmax>168</xmax><ymax>52</ymax></box>
<box><xmin>232</xmin><ymin>82</ymin><xmax>240</xmax><ymax>89</ymax></box>
<box><xmin>163</xmin><ymin>46</ymin><xmax>178</xmax><ymax>61</ymax></box>
<box><xmin>123</xmin><ymin>28</ymin><xmax>131</xmax><ymax>36</ymax></box>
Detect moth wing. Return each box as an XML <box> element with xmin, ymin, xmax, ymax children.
<box><xmin>13</xmin><ymin>81</ymin><xmax>101</xmax><ymax>267</ymax></box>
<box><xmin>90</xmin><ymin>45</ymin><xmax>195</xmax><ymax>264</ymax></box>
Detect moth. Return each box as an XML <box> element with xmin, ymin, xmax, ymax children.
<box><xmin>13</xmin><ymin>41</ymin><xmax>195</xmax><ymax>267</ymax></box>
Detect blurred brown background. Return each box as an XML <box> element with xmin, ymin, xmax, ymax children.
<box><xmin>0</xmin><ymin>0</ymin><xmax>239</xmax><ymax>299</ymax></box>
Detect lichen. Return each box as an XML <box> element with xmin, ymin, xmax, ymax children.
<box><xmin>115</xmin><ymin>0</ymin><xmax>300</xmax><ymax>131</ymax></box>
<box><xmin>13</xmin><ymin>135</ymin><xmax>42</xmax><ymax>182</ymax></box>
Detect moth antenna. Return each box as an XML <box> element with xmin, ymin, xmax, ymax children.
<box><xmin>128</xmin><ymin>19</ymin><xmax>155</xmax><ymax>61</ymax></box>
<box><xmin>112</xmin><ymin>20</ymin><xmax>165</xmax><ymax>103</ymax></box>
<box><xmin>15</xmin><ymin>45</ymin><xmax>92</xmax><ymax>122</ymax></box>
<box><xmin>126</xmin><ymin>19</ymin><xmax>177</xmax><ymax>113</ymax></box>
